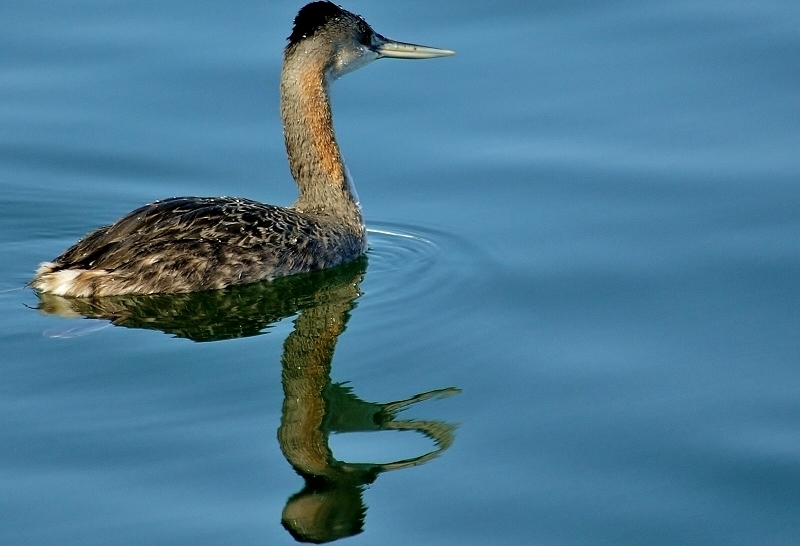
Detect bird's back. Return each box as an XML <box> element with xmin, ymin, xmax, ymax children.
<box><xmin>32</xmin><ymin>197</ymin><xmax>366</xmax><ymax>296</ymax></box>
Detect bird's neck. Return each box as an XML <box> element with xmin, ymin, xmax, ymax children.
<box><xmin>280</xmin><ymin>48</ymin><xmax>363</xmax><ymax>226</ymax></box>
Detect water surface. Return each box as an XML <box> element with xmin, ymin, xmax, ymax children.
<box><xmin>1</xmin><ymin>1</ymin><xmax>799</xmax><ymax>544</ymax></box>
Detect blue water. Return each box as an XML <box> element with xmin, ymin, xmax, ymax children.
<box><xmin>2</xmin><ymin>1</ymin><xmax>799</xmax><ymax>544</ymax></box>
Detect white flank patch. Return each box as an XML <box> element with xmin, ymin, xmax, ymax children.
<box><xmin>38</xmin><ymin>269</ymin><xmax>85</xmax><ymax>296</ymax></box>
<box><xmin>34</xmin><ymin>262</ymin><xmax>57</xmax><ymax>276</ymax></box>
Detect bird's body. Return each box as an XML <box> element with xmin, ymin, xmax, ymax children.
<box><xmin>30</xmin><ymin>1</ymin><xmax>452</xmax><ymax>297</ymax></box>
<box><xmin>34</xmin><ymin>197</ymin><xmax>366</xmax><ymax>297</ymax></box>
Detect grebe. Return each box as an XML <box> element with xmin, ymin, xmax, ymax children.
<box><xmin>30</xmin><ymin>1</ymin><xmax>453</xmax><ymax>297</ymax></box>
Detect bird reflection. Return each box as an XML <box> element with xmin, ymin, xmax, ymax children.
<box><xmin>35</xmin><ymin>257</ymin><xmax>458</xmax><ymax>543</ymax></box>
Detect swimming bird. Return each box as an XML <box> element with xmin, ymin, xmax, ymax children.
<box><xmin>30</xmin><ymin>1</ymin><xmax>453</xmax><ymax>297</ymax></box>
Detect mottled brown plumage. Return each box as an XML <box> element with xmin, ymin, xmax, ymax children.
<box><xmin>34</xmin><ymin>197</ymin><xmax>365</xmax><ymax>296</ymax></box>
<box><xmin>30</xmin><ymin>1</ymin><xmax>452</xmax><ymax>296</ymax></box>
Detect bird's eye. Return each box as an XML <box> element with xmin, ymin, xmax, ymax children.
<box><xmin>358</xmin><ymin>33</ymin><xmax>372</xmax><ymax>47</ymax></box>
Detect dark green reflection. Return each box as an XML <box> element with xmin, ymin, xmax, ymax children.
<box><xmin>36</xmin><ymin>258</ymin><xmax>458</xmax><ymax>543</ymax></box>
<box><xmin>37</xmin><ymin>258</ymin><xmax>371</xmax><ymax>342</ymax></box>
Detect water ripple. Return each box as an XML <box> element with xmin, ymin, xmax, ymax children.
<box><xmin>362</xmin><ymin>221</ymin><xmax>493</xmax><ymax>317</ymax></box>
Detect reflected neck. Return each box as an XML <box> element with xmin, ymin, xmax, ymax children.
<box><xmin>280</xmin><ymin>44</ymin><xmax>362</xmax><ymax>225</ymax></box>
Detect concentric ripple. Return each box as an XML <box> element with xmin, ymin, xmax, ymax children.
<box><xmin>360</xmin><ymin>221</ymin><xmax>493</xmax><ymax>316</ymax></box>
